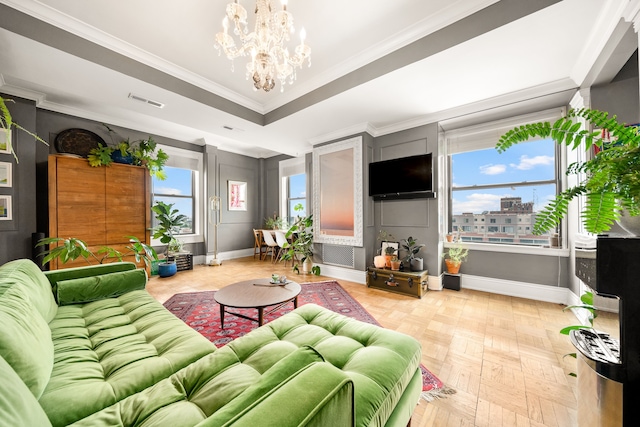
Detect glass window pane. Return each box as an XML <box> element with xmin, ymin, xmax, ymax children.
<box><xmin>152</xmin><ymin>196</ymin><xmax>193</xmax><ymax>235</ymax></box>
<box><xmin>288</xmin><ymin>173</ymin><xmax>306</xmax><ymax>198</ymax></box>
<box><xmin>153</xmin><ymin>167</ymin><xmax>193</xmax><ymax>196</ymax></box>
<box><xmin>452</xmin><ymin>139</ymin><xmax>555</xmax><ymax>188</ymax></box>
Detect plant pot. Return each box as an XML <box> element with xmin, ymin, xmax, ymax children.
<box><xmin>617</xmin><ymin>208</ymin><xmax>640</xmax><ymax>236</ymax></box>
<box><xmin>111</xmin><ymin>151</ymin><xmax>134</xmax><ymax>165</ymax></box>
<box><xmin>410</xmin><ymin>258</ymin><xmax>423</xmax><ymax>271</ymax></box>
<box><xmin>302</xmin><ymin>258</ymin><xmax>313</xmax><ymax>274</ymax></box>
<box><xmin>390</xmin><ymin>260</ymin><xmax>401</xmax><ymax>271</ymax></box>
<box><xmin>446</xmin><ymin>234</ymin><xmax>454</xmax><ymax>242</ymax></box>
<box><xmin>373</xmin><ymin>255</ymin><xmax>386</xmax><ymax>269</ymax></box>
<box><xmin>158</xmin><ymin>262</ymin><xmax>177</xmax><ymax>278</ymax></box>
<box><xmin>444</xmin><ymin>259</ymin><xmax>461</xmax><ymax>274</ymax></box>
<box><xmin>384</xmin><ymin>255</ymin><xmax>393</xmax><ymax>268</ymax></box>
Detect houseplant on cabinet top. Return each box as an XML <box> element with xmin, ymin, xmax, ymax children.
<box><xmin>281</xmin><ymin>203</ymin><xmax>320</xmax><ymax>275</ymax></box>
<box><xmin>401</xmin><ymin>236</ymin><xmax>425</xmax><ymax>271</ymax></box>
<box><xmin>151</xmin><ymin>201</ymin><xmax>188</xmax><ymax>277</ymax></box>
<box><xmin>442</xmin><ymin>243</ymin><xmax>468</xmax><ymax>274</ymax></box>
<box><xmin>496</xmin><ymin>108</ymin><xmax>640</xmax><ymax>235</ymax></box>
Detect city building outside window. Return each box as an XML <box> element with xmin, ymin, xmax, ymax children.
<box><xmin>446</xmin><ymin>110</ymin><xmax>560</xmax><ymax>247</ymax></box>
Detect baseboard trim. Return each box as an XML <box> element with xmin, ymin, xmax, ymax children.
<box><xmin>317</xmin><ymin>263</ymin><xmax>367</xmax><ymax>284</ymax></box>
<box><xmin>459</xmin><ymin>274</ymin><xmax>573</xmax><ymax>305</ymax></box>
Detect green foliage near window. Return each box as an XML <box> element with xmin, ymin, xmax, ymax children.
<box><xmin>441</xmin><ymin>243</ymin><xmax>469</xmax><ymax>263</ymax></box>
<box><xmin>88</xmin><ymin>124</ymin><xmax>169</xmax><ymax>180</ymax></box>
<box><xmin>496</xmin><ymin>108</ymin><xmax>640</xmax><ymax>234</ymax></box>
<box><xmin>560</xmin><ymin>291</ymin><xmax>596</xmax><ymax>377</ymax></box>
<box><xmin>0</xmin><ymin>96</ymin><xmax>48</xmax><ymax>162</ymax></box>
<box><xmin>36</xmin><ymin>236</ymin><xmax>157</xmax><ymax>268</ymax></box>
<box><xmin>151</xmin><ymin>201</ymin><xmax>188</xmax><ymax>259</ymax></box>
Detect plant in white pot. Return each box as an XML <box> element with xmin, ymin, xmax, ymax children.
<box><xmin>151</xmin><ymin>201</ymin><xmax>188</xmax><ymax>278</ymax></box>
<box><xmin>497</xmin><ymin>108</ymin><xmax>640</xmax><ymax>235</ymax></box>
<box><xmin>281</xmin><ymin>203</ymin><xmax>320</xmax><ymax>275</ymax></box>
<box><xmin>401</xmin><ymin>236</ymin><xmax>425</xmax><ymax>271</ymax></box>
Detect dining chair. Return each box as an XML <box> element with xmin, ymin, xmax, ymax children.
<box><xmin>261</xmin><ymin>230</ymin><xmax>279</xmax><ymax>263</ymax></box>
<box><xmin>253</xmin><ymin>229</ymin><xmax>266</xmax><ymax>259</ymax></box>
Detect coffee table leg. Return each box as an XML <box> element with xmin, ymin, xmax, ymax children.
<box><xmin>220</xmin><ymin>304</ymin><xmax>225</xmax><ymax>329</ymax></box>
<box><xmin>294</xmin><ymin>296</ymin><xmax>298</xmax><ymax>309</ymax></box>
<box><xmin>258</xmin><ymin>308</ymin><xmax>264</xmax><ymax>326</ymax></box>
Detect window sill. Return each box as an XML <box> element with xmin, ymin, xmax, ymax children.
<box><xmin>443</xmin><ymin>241</ymin><xmax>569</xmax><ymax>257</ymax></box>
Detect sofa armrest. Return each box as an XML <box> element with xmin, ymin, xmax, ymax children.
<box><xmin>196</xmin><ymin>361</ymin><xmax>354</xmax><ymax>427</ymax></box>
<box><xmin>53</xmin><ymin>268</ymin><xmax>147</xmax><ymax>305</ymax></box>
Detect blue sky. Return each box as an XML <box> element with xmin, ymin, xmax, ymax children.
<box><xmin>152</xmin><ymin>167</ymin><xmax>194</xmax><ymax>223</ymax></box>
<box><xmin>451</xmin><ymin>139</ymin><xmax>556</xmax><ymax>215</ymax></box>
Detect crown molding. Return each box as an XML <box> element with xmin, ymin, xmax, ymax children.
<box><xmin>263</xmin><ymin>0</ymin><xmax>500</xmax><ymax>113</ymax></box>
<box><xmin>0</xmin><ymin>0</ymin><xmax>265</xmax><ymax>113</ymax></box>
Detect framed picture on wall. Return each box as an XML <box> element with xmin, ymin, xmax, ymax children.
<box><xmin>0</xmin><ymin>162</ymin><xmax>11</xmax><ymax>187</ymax></box>
<box><xmin>0</xmin><ymin>195</ymin><xmax>12</xmax><ymax>220</ymax></box>
<box><xmin>0</xmin><ymin>129</ymin><xmax>11</xmax><ymax>155</ymax></box>
<box><xmin>228</xmin><ymin>180</ymin><xmax>247</xmax><ymax>211</ymax></box>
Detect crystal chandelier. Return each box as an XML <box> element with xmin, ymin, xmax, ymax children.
<box><xmin>215</xmin><ymin>0</ymin><xmax>311</xmax><ymax>92</ymax></box>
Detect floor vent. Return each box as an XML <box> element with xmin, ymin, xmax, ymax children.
<box><xmin>322</xmin><ymin>245</ymin><xmax>355</xmax><ymax>268</ymax></box>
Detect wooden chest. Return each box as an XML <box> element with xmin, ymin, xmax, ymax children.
<box><xmin>366</xmin><ymin>267</ymin><xmax>428</xmax><ymax>298</ymax></box>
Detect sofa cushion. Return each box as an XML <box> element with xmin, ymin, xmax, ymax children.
<box><xmin>69</xmin><ymin>346</ymin><xmax>354</xmax><ymax>427</ymax></box>
<box><xmin>0</xmin><ymin>284</ymin><xmax>54</xmax><ymax>399</ymax></box>
<box><xmin>0</xmin><ymin>355</ymin><xmax>52</xmax><ymax>427</ymax></box>
<box><xmin>0</xmin><ymin>259</ymin><xmax>57</xmax><ymax>322</ymax></box>
<box><xmin>56</xmin><ymin>268</ymin><xmax>147</xmax><ymax>305</ymax></box>
<box><xmin>39</xmin><ymin>290</ymin><xmax>216</xmax><ymax>427</ymax></box>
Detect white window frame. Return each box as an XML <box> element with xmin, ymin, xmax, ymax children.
<box><xmin>279</xmin><ymin>156</ymin><xmax>306</xmax><ymax>222</ymax></box>
<box><xmin>151</xmin><ymin>145</ymin><xmax>204</xmax><ymax>245</ymax></box>
<box><xmin>442</xmin><ymin>108</ymin><xmax>569</xmax><ymax>257</ymax></box>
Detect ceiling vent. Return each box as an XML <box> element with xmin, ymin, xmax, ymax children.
<box><xmin>128</xmin><ymin>93</ymin><xmax>165</xmax><ymax>108</ymax></box>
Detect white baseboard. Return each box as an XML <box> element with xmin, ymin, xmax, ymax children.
<box><xmin>316</xmin><ymin>263</ymin><xmax>367</xmax><ymax>284</ymax></box>
<box><xmin>459</xmin><ymin>274</ymin><xmax>574</xmax><ymax>305</ymax></box>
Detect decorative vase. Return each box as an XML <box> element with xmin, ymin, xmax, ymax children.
<box><xmin>410</xmin><ymin>258</ymin><xmax>423</xmax><ymax>271</ymax></box>
<box><xmin>158</xmin><ymin>262</ymin><xmax>177</xmax><ymax>278</ymax></box>
<box><xmin>617</xmin><ymin>208</ymin><xmax>640</xmax><ymax>236</ymax></box>
<box><xmin>374</xmin><ymin>255</ymin><xmax>386</xmax><ymax>269</ymax></box>
<box><xmin>444</xmin><ymin>259</ymin><xmax>461</xmax><ymax>274</ymax></box>
<box><xmin>302</xmin><ymin>258</ymin><xmax>313</xmax><ymax>274</ymax></box>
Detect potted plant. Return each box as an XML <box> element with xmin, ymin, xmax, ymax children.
<box><xmin>88</xmin><ymin>125</ymin><xmax>169</xmax><ymax>180</ymax></box>
<box><xmin>383</xmin><ymin>245</ymin><xmax>396</xmax><ymax>268</ymax></box>
<box><xmin>441</xmin><ymin>243</ymin><xmax>468</xmax><ymax>274</ymax></box>
<box><xmin>281</xmin><ymin>203</ymin><xmax>320</xmax><ymax>275</ymax></box>
<box><xmin>36</xmin><ymin>236</ymin><xmax>157</xmax><ymax>268</ymax></box>
<box><xmin>389</xmin><ymin>255</ymin><xmax>401</xmax><ymax>271</ymax></box>
<box><xmin>151</xmin><ymin>201</ymin><xmax>188</xmax><ymax>277</ymax></box>
<box><xmin>264</xmin><ymin>214</ymin><xmax>287</xmax><ymax>230</ymax></box>
<box><xmin>1</xmin><ymin>96</ymin><xmax>48</xmax><ymax>162</ymax></box>
<box><xmin>496</xmin><ymin>108</ymin><xmax>640</xmax><ymax>235</ymax></box>
<box><xmin>401</xmin><ymin>236</ymin><xmax>425</xmax><ymax>271</ymax></box>
<box><xmin>374</xmin><ymin>229</ymin><xmax>395</xmax><ymax>268</ymax></box>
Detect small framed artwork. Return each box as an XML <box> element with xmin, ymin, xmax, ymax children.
<box><xmin>0</xmin><ymin>195</ymin><xmax>12</xmax><ymax>220</ymax></box>
<box><xmin>228</xmin><ymin>180</ymin><xmax>247</xmax><ymax>211</ymax></box>
<box><xmin>0</xmin><ymin>162</ymin><xmax>12</xmax><ymax>187</ymax></box>
<box><xmin>0</xmin><ymin>129</ymin><xmax>11</xmax><ymax>155</ymax></box>
<box><xmin>380</xmin><ymin>241</ymin><xmax>399</xmax><ymax>256</ymax></box>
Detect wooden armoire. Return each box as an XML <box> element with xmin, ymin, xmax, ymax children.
<box><xmin>48</xmin><ymin>155</ymin><xmax>151</xmax><ymax>270</ymax></box>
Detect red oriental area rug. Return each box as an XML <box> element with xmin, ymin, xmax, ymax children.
<box><xmin>163</xmin><ymin>280</ymin><xmax>455</xmax><ymax>401</ymax></box>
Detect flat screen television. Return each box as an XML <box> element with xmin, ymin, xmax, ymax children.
<box><xmin>368</xmin><ymin>153</ymin><xmax>435</xmax><ymax>200</ymax></box>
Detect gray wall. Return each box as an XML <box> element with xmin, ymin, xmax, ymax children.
<box><xmin>0</xmin><ymin>95</ymin><xmax>39</xmax><ymax>264</ymax></box>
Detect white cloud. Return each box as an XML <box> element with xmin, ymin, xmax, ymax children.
<box><xmin>452</xmin><ymin>192</ymin><xmax>507</xmax><ymax>215</ymax></box>
<box><xmin>479</xmin><ymin>164</ymin><xmax>506</xmax><ymax>175</ymax></box>
<box><xmin>155</xmin><ymin>187</ymin><xmax>182</xmax><ymax>195</ymax></box>
<box><xmin>510</xmin><ymin>155</ymin><xmax>554</xmax><ymax>170</ymax></box>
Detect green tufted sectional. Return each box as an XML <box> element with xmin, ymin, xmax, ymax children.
<box><xmin>0</xmin><ymin>259</ymin><xmax>422</xmax><ymax>427</ymax></box>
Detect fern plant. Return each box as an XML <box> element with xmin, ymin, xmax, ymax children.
<box><xmin>496</xmin><ymin>108</ymin><xmax>640</xmax><ymax>234</ymax></box>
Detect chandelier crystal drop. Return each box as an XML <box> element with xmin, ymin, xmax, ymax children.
<box><xmin>214</xmin><ymin>0</ymin><xmax>311</xmax><ymax>93</ymax></box>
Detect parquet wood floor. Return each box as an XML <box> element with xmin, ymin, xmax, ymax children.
<box><xmin>147</xmin><ymin>257</ymin><xmax>618</xmax><ymax>427</ymax></box>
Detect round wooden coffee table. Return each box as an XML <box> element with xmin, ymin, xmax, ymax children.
<box><xmin>214</xmin><ymin>278</ymin><xmax>301</xmax><ymax>328</ymax></box>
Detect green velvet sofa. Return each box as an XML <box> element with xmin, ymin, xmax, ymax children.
<box><xmin>0</xmin><ymin>259</ymin><xmax>423</xmax><ymax>427</ymax></box>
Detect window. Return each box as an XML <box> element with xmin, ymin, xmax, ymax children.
<box><xmin>446</xmin><ymin>109</ymin><xmax>560</xmax><ymax>248</ymax></box>
<box><xmin>151</xmin><ymin>146</ymin><xmax>203</xmax><ymax>243</ymax></box>
<box><xmin>153</xmin><ymin>167</ymin><xmax>194</xmax><ymax>235</ymax></box>
<box><xmin>286</xmin><ymin>173</ymin><xmax>306</xmax><ymax>220</ymax></box>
